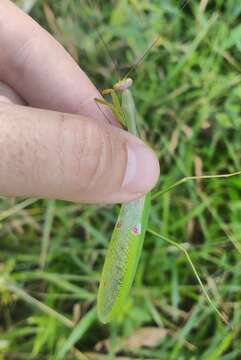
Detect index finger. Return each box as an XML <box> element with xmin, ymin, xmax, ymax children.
<box><xmin>0</xmin><ymin>0</ymin><xmax>115</xmax><ymax>124</ymax></box>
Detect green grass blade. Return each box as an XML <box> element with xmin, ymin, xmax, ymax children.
<box><xmin>147</xmin><ymin>229</ymin><xmax>230</xmax><ymax>326</ymax></box>
<box><xmin>57</xmin><ymin>307</ymin><xmax>96</xmax><ymax>359</ymax></box>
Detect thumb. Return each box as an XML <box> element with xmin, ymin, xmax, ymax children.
<box><xmin>0</xmin><ymin>102</ymin><xmax>159</xmax><ymax>204</ymax></box>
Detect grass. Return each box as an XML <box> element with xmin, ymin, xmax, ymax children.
<box><xmin>1</xmin><ymin>0</ymin><xmax>241</xmax><ymax>358</ymax></box>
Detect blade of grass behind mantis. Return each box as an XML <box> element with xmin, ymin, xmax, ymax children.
<box><xmin>57</xmin><ymin>306</ymin><xmax>96</xmax><ymax>359</ymax></box>
<box><xmin>0</xmin><ymin>198</ymin><xmax>38</xmax><ymax>222</ymax></box>
<box><xmin>147</xmin><ymin>229</ymin><xmax>230</xmax><ymax>327</ymax></box>
<box><xmin>0</xmin><ymin>279</ymin><xmax>74</xmax><ymax>328</ymax></box>
<box><xmin>152</xmin><ymin>171</ymin><xmax>241</xmax><ymax>200</ymax></box>
<box><xmin>39</xmin><ymin>199</ymin><xmax>56</xmax><ymax>269</ymax></box>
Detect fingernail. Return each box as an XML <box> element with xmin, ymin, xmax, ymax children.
<box><xmin>122</xmin><ymin>141</ymin><xmax>160</xmax><ymax>194</ymax></box>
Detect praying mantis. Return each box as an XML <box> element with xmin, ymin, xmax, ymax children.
<box><xmin>96</xmin><ymin>79</ymin><xmax>152</xmax><ymax>323</ymax></box>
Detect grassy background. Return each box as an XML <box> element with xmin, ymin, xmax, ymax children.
<box><xmin>1</xmin><ymin>0</ymin><xmax>241</xmax><ymax>358</ymax></box>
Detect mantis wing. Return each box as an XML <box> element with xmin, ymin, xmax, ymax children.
<box><xmin>97</xmin><ymin>193</ymin><xmax>151</xmax><ymax>323</ymax></box>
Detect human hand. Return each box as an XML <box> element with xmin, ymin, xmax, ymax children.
<box><xmin>0</xmin><ymin>0</ymin><xmax>159</xmax><ymax>204</ymax></box>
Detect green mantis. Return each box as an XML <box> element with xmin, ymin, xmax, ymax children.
<box><xmin>97</xmin><ymin>79</ymin><xmax>151</xmax><ymax>323</ymax></box>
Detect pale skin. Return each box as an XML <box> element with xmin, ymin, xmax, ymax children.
<box><xmin>0</xmin><ymin>0</ymin><xmax>160</xmax><ymax>204</ymax></box>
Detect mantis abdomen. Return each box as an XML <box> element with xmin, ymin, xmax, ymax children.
<box><xmin>97</xmin><ymin>193</ymin><xmax>151</xmax><ymax>323</ymax></box>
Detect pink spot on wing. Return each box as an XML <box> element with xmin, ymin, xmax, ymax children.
<box><xmin>132</xmin><ymin>224</ymin><xmax>141</xmax><ymax>235</ymax></box>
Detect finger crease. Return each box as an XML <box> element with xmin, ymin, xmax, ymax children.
<box><xmin>88</xmin><ymin>130</ymin><xmax>105</xmax><ymax>189</ymax></box>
